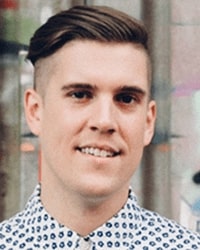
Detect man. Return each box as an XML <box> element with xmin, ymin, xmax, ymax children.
<box><xmin>0</xmin><ymin>5</ymin><xmax>200</xmax><ymax>249</ymax></box>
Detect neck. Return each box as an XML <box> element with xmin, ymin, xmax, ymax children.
<box><xmin>40</xmin><ymin>181</ymin><xmax>129</xmax><ymax>236</ymax></box>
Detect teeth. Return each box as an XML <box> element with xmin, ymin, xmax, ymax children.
<box><xmin>79</xmin><ymin>147</ymin><xmax>116</xmax><ymax>157</ymax></box>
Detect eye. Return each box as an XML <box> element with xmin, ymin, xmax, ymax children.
<box><xmin>70</xmin><ymin>90</ymin><xmax>92</xmax><ymax>100</ymax></box>
<box><xmin>115</xmin><ymin>93</ymin><xmax>136</xmax><ymax>104</ymax></box>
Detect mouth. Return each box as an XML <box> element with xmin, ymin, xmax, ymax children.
<box><xmin>76</xmin><ymin>146</ymin><xmax>120</xmax><ymax>158</ymax></box>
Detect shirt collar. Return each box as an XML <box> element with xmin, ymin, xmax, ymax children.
<box><xmin>88</xmin><ymin>189</ymin><xmax>143</xmax><ymax>249</ymax></box>
<box><xmin>23</xmin><ymin>184</ymin><xmax>143</xmax><ymax>249</ymax></box>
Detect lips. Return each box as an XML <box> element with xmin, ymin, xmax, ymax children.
<box><xmin>77</xmin><ymin>146</ymin><xmax>120</xmax><ymax>158</ymax></box>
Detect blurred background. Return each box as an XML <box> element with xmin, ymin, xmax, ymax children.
<box><xmin>0</xmin><ymin>0</ymin><xmax>200</xmax><ymax>232</ymax></box>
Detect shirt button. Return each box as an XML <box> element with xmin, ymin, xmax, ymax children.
<box><xmin>78</xmin><ymin>237</ymin><xmax>91</xmax><ymax>250</ymax></box>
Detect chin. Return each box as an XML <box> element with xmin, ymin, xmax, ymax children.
<box><xmin>85</xmin><ymin>185</ymin><xmax>113</xmax><ymax>198</ymax></box>
<box><xmin>77</xmin><ymin>180</ymin><xmax>122</xmax><ymax>202</ymax></box>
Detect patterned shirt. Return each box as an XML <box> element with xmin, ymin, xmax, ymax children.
<box><xmin>0</xmin><ymin>184</ymin><xmax>200</xmax><ymax>249</ymax></box>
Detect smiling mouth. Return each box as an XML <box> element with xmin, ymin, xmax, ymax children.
<box><xmin>77</xmin><ymin>147</ymin><xmax>120</xmax><ymax>158</ymax></box>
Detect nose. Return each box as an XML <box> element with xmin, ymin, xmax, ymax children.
<box><xmin>88</xmin><ymin>96</ymin><xmax>117</xmax><ymax>134</ymax></box>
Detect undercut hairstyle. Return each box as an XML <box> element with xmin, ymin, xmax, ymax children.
<box><xmin>27</xmin><ymin>5</ymin><xmax>149</xmax><ymax>65</ymax></box>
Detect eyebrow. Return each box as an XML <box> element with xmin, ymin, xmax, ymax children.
<box><xmin>61</xmin><ymin>83</ymin><xmax>95</xmax><ymax>91</ymax></box>
<box><xmin>117</xmin><ymin>85</ymin><xmax>147</xmax><ymax>97</ymax></box>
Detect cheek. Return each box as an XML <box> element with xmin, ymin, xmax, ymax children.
<box><xmin>39</xmin><ymin>107</ymin><xmax>64</xmax><ymax>147</ymax></box>
<box><xmin>124</xmin><ymin>117</ymin><xmax>147</xmax><ymax>144</ymax></box>
<box><xmin>40</xmin><ymin>107</ymin><xmax>83</xmax><ymax>146</ymax></box>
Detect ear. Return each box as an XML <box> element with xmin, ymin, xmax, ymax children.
<box><xmin>144</xmin><ymin>100</ymin><xmax>156</xmax><ymax>146</ymax></box>
<box><xmin>24</xmin><ymin>89</ymin><xmax>43</xmax><ymax>136</ymax></box>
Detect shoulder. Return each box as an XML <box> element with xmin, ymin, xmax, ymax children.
<box><xmin>0</xmin><ymin>185</ymin><xmax>40</xmax><ymax>247</ymax></box>
<box><xmin>137</xmin><ymin>207</ymin><xmax>200</xmax><ymax>247</ymax></box>
<box><xmin>0</xmin><ymin>211</ymin><xmax>28</xmax><ymax>248</ymax></box>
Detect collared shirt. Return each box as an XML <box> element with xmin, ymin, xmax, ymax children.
<box><xmin>0</xmin><ymin>184</ymin><xmax>200</xmax><ymax>249</ymax></box>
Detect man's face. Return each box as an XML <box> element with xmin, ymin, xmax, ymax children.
<box><xmin>26</xmin><ymin>41</ymin><xmax>156</xmax><ymax>200</ymax></box>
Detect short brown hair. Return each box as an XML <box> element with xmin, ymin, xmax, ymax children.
<box><xmin>27</xmin><ymin>5</ymin><xmax>149</xmax><ymax>65</ymax></box>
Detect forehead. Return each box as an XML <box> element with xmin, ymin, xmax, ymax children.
<box><xmin>34</xmin><ymin>41</ymin><xmax>150</xmax><ymax>93</ymax></box>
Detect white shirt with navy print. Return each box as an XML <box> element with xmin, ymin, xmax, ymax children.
<box><xmin>0</xmin><ymin>184</ymin><xmax>200</xmax><ymax>249</ymax></box>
